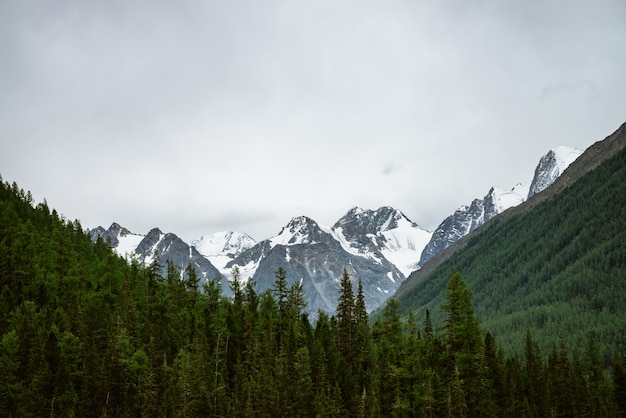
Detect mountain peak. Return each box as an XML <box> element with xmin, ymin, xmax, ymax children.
<box><xmin>419</xmin><ymin>145</ymin><xmax>583</xmax><ymax>268</ymax></box>
<box><xmin>334</xmin><ymin>206</ymin><xmax>415</xmax><ymax>236</ymax></box>
<box><xmin>528</xmin><ymin>146</ymin><xmax>584</xmax><ymax>197</ymax></box>
<box><xmin>270</xmin><ymin>216</ymin><xmax>326</xmax><ymax>247</ymax></box>
<box><xmin>192</xmin><ymin>231</ymin><xmax>256</xmax><ymax>257</ymax></box>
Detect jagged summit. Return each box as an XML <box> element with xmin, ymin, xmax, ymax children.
<box><xmin>334</xmin><ymin>206</ymin><xmax>415</xmax><ymax>235</ymax></box>
<box><xmin>528</xmin><ymin>146</ymin><xmax>583</xmax><ymax>197</ymax></box>
<box><xmin>89</xmin><ymin>222</ymin><xmax>144</xmax><ymax>256</ymax></box>
<box><xmin>90</xmin><ymin>224</ymin><xmax>224</xmax><ymax>290</ymax></box>
<box><xmin>88</xmin><ymin>142</ymin><xmax>585</xmax><ymax>316</ymax></box>
<box><xmin>191</xmin><ymin>231</ymin><xmax>256</xmax><ymax>276</ymax></box>
<box><xmin>270</xmin><ymin>216</ymin><xmax>331</xmax><ymax>247</ymax></box>
<box><xmin>332</xmin><ymin>207</ymin><xmax>431</xmax><ymax>277</ymax></box>
<box><xmin>418</xmin><ymin>146</ymin><xmax>581</xmax><ymax>268</ymax></box>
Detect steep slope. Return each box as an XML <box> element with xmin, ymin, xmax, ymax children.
<box><xmin>191</xmin><ymin>230</ymin><xmax>256</xmax><ymax>275</ymax></box>
<box><xmin>227</xmin><ymin>215</ymin><xmax>406</xmax><ymax>316</ymax></box>
<box><xmin>528</xmin><ymin>146</ymin><xmax>584</xmax><ymax>197</ymax></box>
<box><xmin>91</xmin><ymin>224</ymin><xmax>225</xmax><ymax>291</ymax></box>
<box><xmin>89</xmin><ymin>222</ymin><xmax>144</xmax><ymax>256</ymax></box>
<box><xmin>91</xmin><ymin>206</ymin><xmax>429</xmax><ymax>313</ymax></box>
<box><xmin>392</xmin><ymin>121</ymin><xmax>626</xmax><ymax>359</ymax></box>
<box><xmin>331</xmin><ymin>206</ymin><xmax>432</xmax><ymax>277</ymax></box>
<box><xmin>419</xmin><ymin>185</ymin><xmax>527</xmax><ymax>266</ymax></box>
<box><xmin>418</xmin><ymin>146</ymin><xmax>582</xmax><ymax>267</ymax></box>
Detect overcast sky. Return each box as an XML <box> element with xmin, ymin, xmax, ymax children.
<box><xmin>1</xmin><ymin>0</ymin><xmax>625</xmax><ymax>242</ymax></box>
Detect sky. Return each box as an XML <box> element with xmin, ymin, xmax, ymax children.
<box><xmin>1</xmin><ymin>0</ymin><xmax>625</xmax><ymax>242</ymax></box>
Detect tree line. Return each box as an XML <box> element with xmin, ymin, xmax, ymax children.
<box><xmin>1</xmin><ymin>177</ymin><xmax>625</xmax><ymax>416</ymax></box>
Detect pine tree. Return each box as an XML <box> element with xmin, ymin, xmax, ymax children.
<box><xmin>336</xmin><ymin>268</ymin><xmax>355</xmax><ymax>365</ymax></box>
<box><xmin>440</xmin><ymin>270</ymin><xmax>484</xmax><ymax>417</ymax></box>
<box><xmin>272</xmin><ymin>267</ymin><xmax>289</xmax><ymax>349</ymax></box>
<box><xmin>353</xmin><ymin>278</ymin><xmax>376</xmax><ymax>414</ymax></box>
<box><xmin>372</xmin><ymin>298</ymin><xmax>404</xmax><ymax>416</ymax></box>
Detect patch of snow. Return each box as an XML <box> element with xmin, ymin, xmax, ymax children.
<box><xmin>331</xmin><ymin>227</ymin><xmax>361</xmax><ymax>256</ymax></box>
<box><xmin>192</xmin><ymin>231</ymin><xmax>256</xmax><ymax>276</ymax></box>
<box><xmin>143</xmin><ymin>232</ymin><xmax>166</xmax><ymax>265</ymax></box>
<box><xmin>379</xmin><ymin>219</ymin><xmax>432</xmax><ymax>276</ymax></box>
<box><xmin>228</xmin><ymin>259</ymin><xmax>260</xmax><ymax>283</ymax></box>
<box><xmin>114</xmin><ymin>233</ymin><xmax>144</xmax><ymax>258</ymax></box>
<box><xmin>553</xmin><ymin>146</ymin><xmax>584</xmax><ymax>171</ymax></box>
<box><xmin>192</xmin><ymin>231</ymin><xmax>255</xmax><ymax>257</ymax></box>
<box><xmin>491</xmin><ymin>184</ymin><xmax>528</xmax><ymax>213</ymax></box>
<box><xmin>269</xmin><ymin>217</ymin><xmax>316</xmax><ymax>248</ymax></box>
<box><xmin>207</xmin><ymin>255</ymin><xmax>235</xmax><ymax>275</ymax></box>
<box><xmin>376</xmin><ymin>286</ymin><xmax>389</xmax><ymax>294</ymax></box>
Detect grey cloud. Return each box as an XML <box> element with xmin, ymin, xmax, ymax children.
<box><xmin>1</xmin><ymin>0</ymin><xmax>625</xmax><ymax>241</ymax></box>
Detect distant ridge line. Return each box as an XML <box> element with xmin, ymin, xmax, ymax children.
<box><xmin>394</xmin><ymin>120</ymin><xmax>626</xmax><ymax>299</ymax></box>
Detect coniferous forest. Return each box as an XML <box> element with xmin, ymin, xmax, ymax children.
<box><xmin>1</xmin><ymin>173</ymin><xmax>625</xmax><ymax>417</ymax></box>
<box><xmin>395</xmin><ymin>138</ymin><xmax>626</xmax><ymax>367</ymax></box>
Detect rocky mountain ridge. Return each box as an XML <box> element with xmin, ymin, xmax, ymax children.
<box><xmin>91</xmin><ymin>146</ymin><xmax>583</xmax><ymax>315</ymax></box>
<box><xmin>418</xmin><ymin>146</ymin><xmax>583</xmax><ymax>266</ymax></box>
<box><xmin>91</xmin><ymin>206</ymin><xmax>430</xmax><ymax>314</ymax></box>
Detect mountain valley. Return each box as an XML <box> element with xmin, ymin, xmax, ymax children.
<box><xmin>91</xmin><ymin>145</ymin><xmax>582</xmax><ymax>315</ymax></box>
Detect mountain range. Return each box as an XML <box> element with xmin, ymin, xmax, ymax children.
<box><xmin>390</xmin><ymin>121</ymin><xmax>626</xmax><ymax>358</ymax></box>
<box><xmin>91</xmin><ymin>146</ymin><xmax>582</xmax><ymax>316</ymax></box>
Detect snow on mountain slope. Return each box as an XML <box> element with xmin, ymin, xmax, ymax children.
<box><xmin>191</xmin><ymin>231</ymin><xmax>256</xmax><ymax>274</ymax></box>
<box><xmin>115</xmin><ymin>232</ymin><xmax>145</xmax><ymax>258</ymax></box>
<box><xmin>89</xmin><ymin>222</ymin><xmax>145</xmax><ymax>259</ymax></box>
<box><xmin>269</xmin><ymin>216</ymin><xmax>329</xmax><ymax>247</ymax></box>
<box><xmin>419</xmin><ymin>146</ymin><xmax>584</xmax><ymax>268</ymax></box>
<box><xmin>226</xmin><ymin>211</ymin><xmax>410</xmax><ymax>315</ymax></box>
<box><xmin>528</xmin><ymin>146</ymin><xmax>584</xmax><ymax>197</ymax></box>
<box><xmin>379</xmin><ymin>223</ymin><xmax>432</xmax><ymax>277</ymax></box>
<box><xmin>331</xmin><ymin>207</ymin><xmax>432</xmax><ymax>277</ymax></box>
<box><xmin>490</xmin><ymin>183</ymin><xmax>529</xmax><ymax>213</ymax></box>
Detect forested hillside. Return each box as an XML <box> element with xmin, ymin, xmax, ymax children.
<box><xmin>1</xmin><ymin>175</ymin><xmax>626</xmax><ymax>416</ymax></box>
<box><xmin>394</xmin><ymin>133</ymin><xmax>626</xmax><ymax>365</ymax></box>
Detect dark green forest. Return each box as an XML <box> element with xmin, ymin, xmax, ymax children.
<box><xmin>1</xmin><ymin>174</ymin><xmax>625</xmax><ymax>417</ymax></box>
<box><xmin>396</xmin><ymin>142</ymin><xmax>626</xmax><ymax>366</ymax></box>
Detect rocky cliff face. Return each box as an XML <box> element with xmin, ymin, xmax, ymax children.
<box><xmin>91</xmin><ymin>206</ymin><xmax>431</xmax><ymax>315</ymax></box>
<box><xmin>90</xmin><ymin>224</ymin><xmax>226</xmax><ymax>293</ymax></box>
<box><xmin>331</xmin><ymin>207</ymin><xmax>432</xmax><ymax>277</ymax></box>
<box><xmin>226</xmin><ymin>214</ymin><xmax>409</xmax><ymax>316</ymax></box>
<box><xmin>417</xmin><ymin>146</ymin><xmax>582</xmax><ymax>267</ymax></box>
<box><xmin>528</xmin><ymin>146</ymin><xmax>583</xmax><ymax>198</ymax></box>
<box><xmin>89</xmin><ymin>145</ymin><xmax>583</xmax><ymax>316</ymax></box>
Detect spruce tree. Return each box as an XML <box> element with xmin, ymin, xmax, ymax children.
<box><xmin>336</xmin><ymin>268</ymin><xmax>355</xmax><ymax>364</ymax></box>
<box><xmin>440</xmin><ymin>270</ymin><xmax>484</xmax><ymax>417</ymax></box>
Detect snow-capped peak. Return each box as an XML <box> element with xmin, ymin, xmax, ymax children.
<box><xmin>331</xmin><ymin>207</ymin><xmax>432</xmax><ymax>277</ymax></box>
<box><xmin>90</xmin><ymin>222</ymin><xmax>145</xmax><ymax>259</ymax></box>
<box><xmin>269</xmin><ymin>216</ymin><xmax>325</xmax><ymax>247</ymax></box>
<box><xmin>553</xmin><ymin>146</ymin><xmax>584</xmax><ymax>170</ymax></box>
<box><xmin>192</xmin><ymin>231</ymin><xmax>256</xmax><ymax>257</ymax></box>
<box><xmin>488</xmin><ymin>183</ymin><xmax>529</xmax><ymax>214</ymax></box>
<box><xmin>191</xmin><ymin>231</ymin><xmax>256</xmax><ymax>275</ymax></box>
<box><xmin>528</xmin><ymin>146</ymin><xmax>584</xmax><ymax>197</ymax></box>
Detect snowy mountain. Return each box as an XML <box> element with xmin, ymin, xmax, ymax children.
<box><xmin>90</xmin><ymin>207</ymin><xmax>430</xmax><ymax>314</ymax></box>
<box><xmin>191</xmin><ymin>231</ymin><xmax>256</xmax><ymax>276</ymax></box>
<box><xmin>90</xmin><ymin>224</ymin><xmax>226</xmax><ymax>292</ymax></box>
<box><xmin>332</xmin><ymin>207</ymin><xmax>432</xmax><ymax>277</ymax></box>
<box><xmin>418</xmin><ymin>146</ymin><xmax>582</xmax><ymax>267</ymax></box>
<box><xmin>89</xmin><ymin>146</ymin><xmax>582</xmax><ymax>316</ymax></box>
<box><xmin>528</xmin><ymin>146</ymin><xmax>584</xmax><ymax>197</ymax></box>
<box><xmin>225</xmin><ymin>212</ymin><xmax>421</xmax><ymax>316</ymax></box>
<box><xmin>418</xmin><ymin>185</ymin><xmax>528</xmax><ymax>267</ymax></box>
<box><xmin>89</xmin><ymin>222</ymin><xmax>144</xmax><ymax>256</ymax></box>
